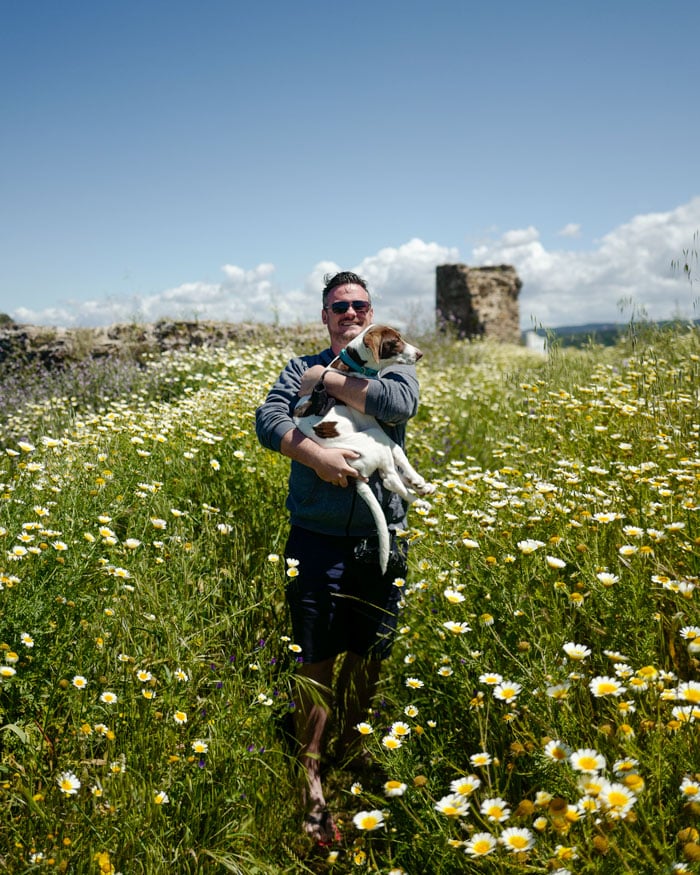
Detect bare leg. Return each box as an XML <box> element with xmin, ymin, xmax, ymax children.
<box><xmin>293</xmin><ymin>657</ymin><xmax>339</xmax><ymax>842</ymax></box>
<box><xmin>336</xmin><ymin>652</ymin><xmax>381</xmax><ymax>765</ymax></box>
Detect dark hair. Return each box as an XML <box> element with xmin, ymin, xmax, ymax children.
<box><xmin>322</xmin><ymin>271</ymin><xmax>371</xmax><ymax>306</ymax></box>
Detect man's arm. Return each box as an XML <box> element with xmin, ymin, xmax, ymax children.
<box><xmin>255</xmin><ymin>356</ymin><xmax>362</xmax><ymax>486</ymax></box>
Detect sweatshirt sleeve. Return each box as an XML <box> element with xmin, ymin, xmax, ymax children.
<box><xmin>255</xmin><ymin>357</ymin><xmax>306</xmax><ymax>453</ymax></box>
<box><xmin>364</xmin><ymin>364</ymin><xmax>419</xmax><ymax>426</ymax></box>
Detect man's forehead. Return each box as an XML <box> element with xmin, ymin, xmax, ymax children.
<box><xmin>327</xmin><ymin>283</ymin><xmax>370</xmax><ymax>299</ymax></box>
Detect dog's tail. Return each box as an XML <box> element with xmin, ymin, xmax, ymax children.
<box><xmin>355</xmin><ymin>480</ymin><xmax>390</xmax><ymax>574</ymax></box>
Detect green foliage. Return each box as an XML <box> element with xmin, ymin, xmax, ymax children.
<box><xmin>0</xmin><ymin>326</ymin><xmax>699</xmax><ymax>872</ymax></box>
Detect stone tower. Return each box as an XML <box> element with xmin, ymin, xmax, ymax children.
<box><xmin>436</xmin><ymin>264</ymin><xmax>522</xmax><ymax>342</ymax></box>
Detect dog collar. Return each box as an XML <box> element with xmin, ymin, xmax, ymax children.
<box><xmin>338</xmin><ymin>347</ymin><xmax>379</xmax><ymax>377</ymax></box>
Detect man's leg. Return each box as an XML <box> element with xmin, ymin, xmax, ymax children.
<box><xmin>293</xmin><ymin>656</ymin><xmax>338</xmax><ymax>842</ymax></box>
<box><xmin>336</xmin><ymin>651</ymin><xmax>381</xmax><ymax>765</ymax></box>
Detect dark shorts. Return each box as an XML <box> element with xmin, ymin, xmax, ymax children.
<box><xmin>284</xmin><ymin>526</ymin><xmax>408</xmax><ymax>664</ymax></box>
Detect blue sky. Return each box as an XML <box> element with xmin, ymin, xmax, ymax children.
<box><xmin>2</xmin><ymin>0</ymin><xmax>699</xmax><ymax>331</ymax></box>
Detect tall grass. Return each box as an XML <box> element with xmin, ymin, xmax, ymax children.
<box><xmin>0</xmin><ymin>323</ymin><xmax>698</xmax><ymax>873</ymax></box>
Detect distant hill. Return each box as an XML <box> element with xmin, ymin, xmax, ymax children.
<box><xmin>526</xmin><ymin>318</ymin><xmax>700</xmax><ymax>348</ymax></box>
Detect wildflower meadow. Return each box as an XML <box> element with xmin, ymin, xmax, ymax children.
<box><xmin>0</xmin><ymin>320</ymin><xmax>698</xmax><ymax>874</ymax></box>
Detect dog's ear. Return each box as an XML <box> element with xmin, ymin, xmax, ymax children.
<box><xmin>363</xmin><ymin>325</ymin><xmax>402</xmax><ymax>363</ymax></box>
<box><xmin>364</xmin><ymin>326</ymin><xmax>404</xmax><ymax>363</ymax></box>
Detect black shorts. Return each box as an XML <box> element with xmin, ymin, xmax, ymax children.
<box><xmin>284</xmin><ymin>526</ymin><xmax>408</xmax><ymax>664</ymax></box>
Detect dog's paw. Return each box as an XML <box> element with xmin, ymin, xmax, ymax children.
<box><xmin>294</xmin><ymin>400</ymin><xmax>312</xmax><ymax>417</ymax></box>
<box><xmin>413</xmin><ymin>498</ymin><xmax>432</xmax><ymax>512</ymax></box>
<box><xmin>416</xmin><ymin>481</ymin><xmax>437</xmax><ymax>496</ymax></box>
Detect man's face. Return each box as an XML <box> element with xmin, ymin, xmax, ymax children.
<box><xmin>322</xmin><ymin>283</ymin><xmax>374</xmax><ymax>353</ymax></box>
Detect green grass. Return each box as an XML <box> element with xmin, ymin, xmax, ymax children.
<box><xmin>0</xmin><ymin>323</ymin><xmax>699</xmax><ymax>873</ymax></box>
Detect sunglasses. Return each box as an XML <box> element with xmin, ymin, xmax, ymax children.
<box><xmin>325</xmin><ymin>300</ymin><xmax>371</xmax><ymax>314</ymax></box>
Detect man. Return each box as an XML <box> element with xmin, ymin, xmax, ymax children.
<box><xmin>255</xmin><ymin>271</ymin><xmax>420</xmax><ymax>844</ymax></box>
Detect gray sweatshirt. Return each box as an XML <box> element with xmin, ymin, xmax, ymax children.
<box><xmin>255</xmin><ymin>346</ymin><xmax>420</xmax><ymax>537</ymax></box>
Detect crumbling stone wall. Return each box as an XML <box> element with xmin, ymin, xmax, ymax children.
<box><xmin>436</xmin><ymin>264</ymin><xmax>522</xmax><ymax>342</ymax></box>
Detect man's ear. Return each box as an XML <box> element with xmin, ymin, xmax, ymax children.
<box><xmin>321</xmin><ymin>308</ymin><xmax>328</xmax><ymax>326</ymax></box>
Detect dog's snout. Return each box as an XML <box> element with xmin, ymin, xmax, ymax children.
<box><xmin>414</xmin><ymin>347</ymin><xmax>423</xmax><ymax>362</ymax></box>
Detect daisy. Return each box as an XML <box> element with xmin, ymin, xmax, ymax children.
<box><xmin>604</xmin><ymin>649</ymin><xmax>629</xmax><ymax>662</ymax></box>
<box><xmin>405</xmin><ymin>677</ymin><xmax>424</xmax><ymax>689</ymax></box>
<box><xmin>570</xmin><ymin>748</ymin><xmax>605</xmax><ymax>774</ymax></box>
<box><xmin>434</xmin><ymin>793</ymin><xmax>469</xmax><ymax>817</ymax></box>
<box><xmin>443</xmin><ymin>621</ymin><xmax>471</xmax><ymax>634</ymax></box>
<box><xmin>390</xmin><ymin>721</ymin><xmax>411</xmax><ymax>738</ymax></box>
<box><xmin>470</xmin><ymin>751</ymin><xmax>492</xmax><ymax>767</ymax></box>
<box><xmin>100</xmin><ymin>691</ymin><xmax>118</xmax><ymax>705</ymax></box>
<box><xmin>563</xmin><ymin>642</ymin><xmax>591</xmax><ymax>661</ymax></box>
<box><xmin>20</xmin><ymin>632</ymin><xmax>34</xmax><ymax>648</ymax></box>
<box><xmin>596</xmin><ymin>572</ymin><xmax>619</xmax><ymax>587</ymax></box>
<box><xmin>154</xmin><ymin>790</ymin><xmax>170</xmax><ymax>805</ymax></box>
<box><xmin>355</xmin><ymin>722</ymin><xmax>374</xmax><ymax>736</ymax></box>
<box><xmin>0</xmin><ymin>666</ymin><xmax>17</xmax><ymax>678</ymax></box>
<box><xmin>589</xmin><ymin>676</ymin><xmax>625</xmax><ymax>697</ymax></box>
<box><xmin>384</xmin><ymin>780</ymin><xmax>407</xmax><ymax>797</ymax></box>
<box><xmin>479</xmin><ymin>672</ymin><xmax>503</xmax><ymax>686</ymax></box>
<box><xmin>72</xmin><ymin>675</ymin><xmax>88</xmax><ymax>690</ymax></box>
<box><xmin>544</xmin><ymin>740</ymin><xmax>571</xmax><ymax>763</ymax></box>
<box><xmin>598</xmin><ymin>781</ymin><xmax>636</xmax><ymax>819</ymax></box>
<box><xmin>480</xmin><ymin>796</ymin><xmax>510</xmax><ymax>823</ymax></box>
<box><xmin>493</xmin><ymin>681</ymin><xmax>522</xmax><ymax>703</ymax></box>
<box><xmin>174</xmin><ymin>668</ymin><xmax>189</xmax><ymax>682</ymax></box>
<box><xmin>450</xmin><ymin>774</ymin><xmax>481</xmax><ymax>796</ymax></box>
<box><xmin>192</xmin><ymin>739</ymin><xmax>209</xmax><ymax>754</ymax></box>
<box><xmin>404</xmin><ymin>704</ymin><xmax>419</xmax><ymax>718</ymax></box>
<box><xmin>671</xmin><ymin>706</ymin><xmax>697</xmax><ymax>724</ymax></box>
<box><xmin>680</xmin><ymin>776</ymin><xmax>700</xmax><ymax>802</ymax></box>
<box><xmin>443</xmin><ymin>587</ymin><xmax>465</xmax><ymax>604</ymax></box>
<box><xmin>577</xmin><ymin>795</ymin><xmax>600</xmax><ymax>815</ymax></box>
<box><xmin>593</xmin><ymin>512</ymin><xmax>622</xmax><ymax>524</ymax></box>
<box><xmin>517</xmin><ymin>539</ymin><xmax>545</xmax><ymax>554</ymax></box>
<box><xmin>352</xmin><ymin>810</ymin><xmax>385</xmax><ymax>831</ymax></box>
<box><xmin>613</xmin><ymin>757</ymin><xmax>639</xmax><ymax>775</ymax></box>
<box><xmin>173</xmin><ymin>710</ymin><xmax>188</xmax><ymax>724</ymax></box>
<box><xmin>500</xmin><ymin>827</ymin><xmax>535</xmax><ymax>853</ymax></box>
<box><xmin>546</xmin><ymin>555</ymin><xmax>567</xmax><ymax>569</ymax></box>
<box><xmin>382</xmin><ymin>735</ymin><xmax>403</xmax><ymax>750</ymax></box>
<box><xmin>545</xmin><ymin>683</ymin><xmax>570</xmax><ymax>703</ymax></box>
<box><xmin>136</xmin><ymin>670</ymin><xmax>153</xmax><ymax>683</ymax></box>
<box><xmin>676</xmin><ymin>681</ymin><xmax>700</xmax><ymax>704</ymax></box>
<box><xmin>57</xmin><ymin>771</ymin><xmax>81</xmax><ymax>796</ymax></box>
<box><xmin>463</xmin><ymin>832</ymin><xmax>497</xmax><ymax>857</ymax></box>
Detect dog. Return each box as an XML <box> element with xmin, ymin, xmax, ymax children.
<box><xmin>293</xmin><ymin>324</ymin><xmax>435</xmax><ymax>573</ymax></box>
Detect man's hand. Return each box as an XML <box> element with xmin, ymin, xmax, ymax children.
<box><xmin>313</xmin><ymin>446</ymin><xmax>364</xmax><ymax>487</ymax></box>
<box><xmin>279</xmin><ymin>429</ymin><xmax>365</xmax><ymax>488</ymax></box>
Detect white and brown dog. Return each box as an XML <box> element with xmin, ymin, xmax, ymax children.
<box><xmin>293</xmin><ymin>324</ymin><xmax>435</xmax><ymax>573</ymax></box>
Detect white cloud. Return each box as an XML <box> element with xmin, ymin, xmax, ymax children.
<box><xmin>473</xmin><ymin>197</ymin><xmax>700</xmax><ymax>327</ymax></box>
<box><xmin>352</xmin><ymin>238</ymin><xmax>460</xmax><ymax>331</ymax></box>
<box><xmin>557</xmin><ymin>223</ymin><xmax>582</xmax><ymax>238</ymax></box>
<box><xmin>10</xmin><ymin>199</ymin><xmax>700</xmax><ymax>331</ymax></box>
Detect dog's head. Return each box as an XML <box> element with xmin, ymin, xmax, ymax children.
<box><xmin>345</xmin><ymin>324</ymin><xmax>423</xmax><ymax>372</ymax></box>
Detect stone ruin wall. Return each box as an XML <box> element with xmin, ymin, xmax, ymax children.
<box><xmin>436</xmin><ymin>264</ymin><xmax>522</xmax><ymax>343</ymax></box>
